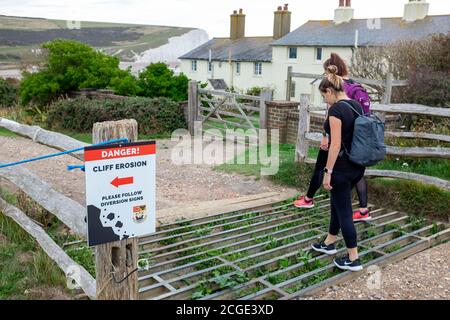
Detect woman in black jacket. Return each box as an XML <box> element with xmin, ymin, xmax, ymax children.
<box><xmin>310</xmin><ymin>65</ymin><xmax>365</xmax><ymax>271</ymax></box>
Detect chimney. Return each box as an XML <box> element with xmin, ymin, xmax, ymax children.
<box><xmin>230</xmin><ymin>8</ymin><xmax>245</xmax><ymax>40</ymax></box>
<box><xmin>334</xmin><ymin>0</ymin><xmax>354</xmax><ymax>25</ymax></box>
<box><xmin>273</xmin><ymin>4</ymin><xmax>292</xmax><ymax>40</ymax></box>
<box><xmin>403</xmin><ymin>0</ymin><xmax>429</xmax><ymax>22</ymax></box>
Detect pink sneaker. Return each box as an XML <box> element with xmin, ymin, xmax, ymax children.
<box><xmin>353</xmin><ymin>209</ymin><xmax>372</xmax><ymax>222</ymax></box>
<box><xmin>293</xmin><ymin>196</ymin><xmax>314</xmax><ymax>209</ymax></box>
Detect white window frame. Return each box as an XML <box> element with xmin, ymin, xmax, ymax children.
<box><xmin>288</xmin><ymin>47</ymin><xmax>297</xmax><ymax>60</ymax></box>
<box><xmin>236</xmin><ymin>62</ymin><xmax>241</xmax><ymax>75</ymax></box>
<box><xmin>315</xmin><ymin>47</ymin><xmax>323</xmax><ymax>63</ymax></box>
<box><xmin>207</xmin><ymin>61</ymin><xmax>213</xmax><ymax>73</ymax></box>
<box><xmin>254</xmin><ymin>62</ymin><xmax>262</xmax><ymax>76</ymax></box>
<box><xmin>191</xmin><ymin>60</ymin><xmax>197</xmax><ymax>71</ymax></box>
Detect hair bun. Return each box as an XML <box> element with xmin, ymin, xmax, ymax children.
<box><xmin>327</xmin><ymin>65</ymin><xmax>339</xmax><ymax>75</ymax></box>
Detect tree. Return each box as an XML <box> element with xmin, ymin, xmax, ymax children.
<box><xmin>350</xmin><ymin>32</ymin><xmax>450</xmax><ymax>107</ymax></box>
<box><xmin>137</xmin><ymin>62</ymin><xmax>188</xmax><ymax>102</ymax></box>
<box><xmin>20</xmin><ymin>39</ymin><xmax>137</xmax><ymax>106</ymax></box>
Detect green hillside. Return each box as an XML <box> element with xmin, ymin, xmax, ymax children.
<box><xmin>0</xmin><ymin>15</ymin><xmax>194</xmax><ymax>66</ymax></box>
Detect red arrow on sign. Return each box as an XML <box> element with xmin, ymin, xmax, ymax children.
<box><xmin>111</xmin><ymin>176</ymin><xmax>134</xmax><ymax>188</ymax></box>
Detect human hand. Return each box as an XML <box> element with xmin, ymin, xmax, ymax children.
<box><xmin>323</xmin><ymin>172</ymin><xmax>332</xmax><ymax>191</ymax></box>
<box><xmin>320</xmin><ymin>136</ymin><xmax>329</xmax><ymax>151</ymax></box>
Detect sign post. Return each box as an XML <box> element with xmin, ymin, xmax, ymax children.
<box><xmin>88</xmin><ymin>119</ymin><xmax>155</xmax><ymax>300</ymax></box>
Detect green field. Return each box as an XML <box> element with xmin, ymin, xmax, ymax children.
<box><xmin>0</xmin><ymin>15</ymin><xmax>195</xmax><ymax>64</ymax></box>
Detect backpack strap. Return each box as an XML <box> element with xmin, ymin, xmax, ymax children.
<box><xmin>339</xmin><ymin>100</ymin><xmax>363</xmax><ymax>117</ymax></box>
<box><xmin>335</xmin><ymin>100</ymin><xmax>361</xmax><ymax>158</ymax></box>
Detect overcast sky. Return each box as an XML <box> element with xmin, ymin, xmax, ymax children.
<box><xmin>1</xmin><ymin>0</ymin><xmax>449</xmax><ymax>37</ymax></box>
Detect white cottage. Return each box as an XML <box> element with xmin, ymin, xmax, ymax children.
<box><xmin>179</xmin><ymin>5</ymin><xmax>292</xmax><ymax>93</ymax></box>
<box><xmin>180</xmin><ymin>0</ymin><xmax>450</xmax><ymax>102</ymax></box>
<box><xmin>271</xmin><ymin>0</ymin><xmax>450</xmax><ymax>103</ymax></box>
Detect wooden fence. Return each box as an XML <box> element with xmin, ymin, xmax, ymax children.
<box><xmin>0</xmin><ymin>118</ymin><xmax>95</xmax><ymax>298</ymax></box>
<box><xmin>286</xmin><ymin>68</ymin><xmax>409</xmax><ymax>104</ymax></box>
<box><xmin>293</xmin><ymin>87</ymin><xmax>450</xmax><ymax>189</ymax></box>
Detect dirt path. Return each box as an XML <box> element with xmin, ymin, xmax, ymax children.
<box><xmin>303</xmin><ymin>242</ymin><xmax>450</xmax><ymax>300</ymax></box>
<box><xmin>0</xmin><ymin>135</ymin><xmax>295</xmax><ymax>210</ymax></box>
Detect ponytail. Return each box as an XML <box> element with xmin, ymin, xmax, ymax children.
<box><xmin>319</xmin><ymin>65</ymin><xmax>344</xmax><ymax>93</ymax></box>
<box><xmin>323</xmin><ymin>53</ymin><xmax>349</xmax><ymax>77</ymax></box>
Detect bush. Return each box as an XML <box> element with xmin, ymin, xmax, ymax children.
<box><xmin>46</xmin><ymin>96</ymin><xmax>186</xmax><ymax>135</ymax></box>
<box><xmin>351</xmin><ymin>32</ymin><xmax>450</xmax><ymax>107</ymax></box>
<box><xmin>138</xmin><ymin>62</ymin><xmax>188</xmax><ymax>102</ymax></box>
<box><xmin>0</xmin><ymin>78</ymin><xmax>19</xmax><ymax>107</ymax></box>
<box><xmin>20</xmin><ymin>39</ymin><xmax>136</xmax><ymax>106</ymax></box>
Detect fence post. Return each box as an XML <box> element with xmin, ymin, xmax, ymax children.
<box><xmin>380</xmin><ymin>72</ymin><xmax>393</xmax><ymax>122</ymax></box>
<box><xmin>295</xmin><ymin>94</ymin><xmax>310</xmax><ymax>162</ymax></box>
<box><xmin>382</xmin><ymin>72</ymin><xmax>394</xmax><ymax>104</ymax></box>
<box><xmin>188</xmin><ymin>81</ymin><xmax>199</xmax><ymax>135</ymax></box>
<box><xmin>92</xmin><ymin>119</ymin><xmax>139</xmax><ymax>300</ymax></box>
<box><xmin>259</xmin><ymin>88</ymin><xmax>273</xmax><ymax>130</ymax></box>
<box><xmin>286</xmin><ymin>66</ymin><xmax>293</xmax><ymax>101</ymax></box>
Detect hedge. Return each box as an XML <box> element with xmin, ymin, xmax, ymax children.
<box><xmin>0</xmin><ymin>78</ymin><xmax>18</xmax><ymax>107</ymax></box>
<box><xmin>46</xmin><ymin>96</ymin><xmax>186</xmax><ymax>135</ymax></box>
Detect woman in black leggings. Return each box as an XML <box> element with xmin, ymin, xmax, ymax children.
<box><xmin>310</xmin><ymin>65</ymin><xmax>365</xmax><ymax>271</ymax></box>
<box><xmin>294</xmin><ymin>53</ymin><xmax>370</xmax><ymax>222</ymax></box>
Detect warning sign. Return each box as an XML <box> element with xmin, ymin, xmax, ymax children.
<box><xmin>84</xmin><ymin>141</ymin><xmax>156</xmax><ymax>246</ymax></box>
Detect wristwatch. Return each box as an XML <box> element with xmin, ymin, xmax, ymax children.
<box><xmin>324</xmin><ymin>168</ymin><xmax>333</xmax><ymax>174</ymax></box>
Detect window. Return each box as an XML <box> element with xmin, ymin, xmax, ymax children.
<box><xmin>191</xmin><ymin>60</ymin><xmax>197</xmax><ymax>71</ymax></box>
<box><xmin>208</xmin><ymin>61</ymin><xmax>213</xmax><ymax>72</ymax></box>
<box><xmin>288</xmin><ymin>47</ymin><xmax>297</xmax><ymax>59</ymax></box>
<box><xmin>254</xmin><ymin>62</ymin><xmax>262</xmax><ymax>75</ymax></box>
<box><xmin>315</xmin><ymin>48</ymin><xmax>323</xmax><ymax>61</ymax></box>
<box><xmin>236</xmin><ymin>62</ymin><xmax>241</xmax><ymax>74</ymax></box>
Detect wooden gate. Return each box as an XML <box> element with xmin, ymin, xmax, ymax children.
<box><xmin>188</xmin><ymin>81</ymin><xmax>273</xmax><ymax>144</ymax></box>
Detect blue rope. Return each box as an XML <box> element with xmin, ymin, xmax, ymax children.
<box><xmin>0</xmin><ymin>138</ymin><xmax>129</xmax><ymax>169</ymax></box>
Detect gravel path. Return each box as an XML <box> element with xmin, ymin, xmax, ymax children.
<box><xmin>0</xmin><ymin>135</ymin><xmax>294</xmax><ymax>210</ymax></box>
<box><xmin>302</xmin><ymin>242</ymin><xmax>450</xmax><ymax>300</ymax></box>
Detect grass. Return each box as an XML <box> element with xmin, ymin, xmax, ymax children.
<box><xmin>374</xmin><ymin>156</ymin><xmax>450</xmax><ymax>180</ymax></box>
<box><xmin>368</xmin><ymin>178</ymin><xmax>450</xmax><ymax>221</ymax></box>
<box><xmin>215</xmin><ymin>144</ymin><xmax>316</xmax><ymax>187</ymax></box>
<box><xmin>0</xmin><ymin>127</ymin><xmax>18</xmax><ymax>137</ymax></box>
<box><xmin>0</xmin><ymin>213</ymin><xmax>70</xmax><ymax>299</ymax></box>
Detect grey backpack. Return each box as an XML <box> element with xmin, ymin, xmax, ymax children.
<box><xmin>341</xmin><ymin>101</ymin><xmax>387</xmax><ymax>167</ymax></box>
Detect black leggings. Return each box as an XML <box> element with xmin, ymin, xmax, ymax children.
<box><xmin>306</xmin><ymin>149</ymin><xmax>368</xmax><ymax>208</ymax></box>
<box><xmin>329</xmin><ymin>167</ymin><xmax>365</xmax><ymax>249</ymax></box>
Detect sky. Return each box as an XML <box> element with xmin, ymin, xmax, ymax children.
<box><xmin>0</xmin><ymin>0</ymin><xmax>449</xmax><ymax>38</ymax></box>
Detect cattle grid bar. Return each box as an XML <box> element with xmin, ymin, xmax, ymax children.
<box><xmin>137</xmin><ymin>195</ymin><xmax>450</xmax><ymax>300</ymax></box>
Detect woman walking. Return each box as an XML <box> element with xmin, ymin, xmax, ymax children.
<box><xmin>294</xmin><ymin>53</ymin><xmax>371</xmax><ymax>222</ymax></box>
<box><xmin>310</xmin><ymin>65</ymin><xmax>365</xmax><ymax>271</ymax></box>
